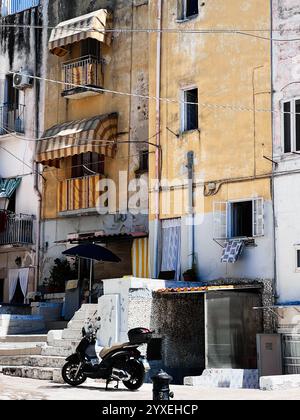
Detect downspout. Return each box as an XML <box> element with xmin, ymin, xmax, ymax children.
<box><xmin>33</xmin><ymin>165</ymin><xmax>42</xmax><ymax>294</ymax></box>
<box><xmin>270</xmin><ymin>0</ymin><xmax>278</xmax><ymax>306</ymax></box>
<box><xmin>153</xmin><ymin>0</ymin><xmax>162</xmax><ymax>278</ymax></box>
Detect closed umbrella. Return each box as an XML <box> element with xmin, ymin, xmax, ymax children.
<box><xmin>63</xmin><ymin>243</ymin><xmax>121</xmax><ymax>303</ymax></box>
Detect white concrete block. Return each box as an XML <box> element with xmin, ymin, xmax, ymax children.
<box><xmin>260</xmin><ymin>375</ymin><xmax>300</xmax><ymax>391</ymax></box>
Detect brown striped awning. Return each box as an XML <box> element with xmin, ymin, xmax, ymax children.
<box><xmin>36</xmin><ymin>113</ymin><xmax>118</xmax><ymax>167</ymax></box>
<box><xmin>49</xmin><ymin>9</ymin><xmax>112</xmax><ymax>57</ymax></box>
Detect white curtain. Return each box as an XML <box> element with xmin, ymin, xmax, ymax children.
<box><xmin>19</xmin><ymin>268</ymin><xmax>30</xmax><ymax>301</ymax></box>
<box><xmin>8</xmin><ymin>269</ymin><xmax>20</xmax><ymax>303</ymax></box>
<box><xmin>161</xmin><ymin>218</ymin><xmax>181</xmax><ymax>281</ymax></box>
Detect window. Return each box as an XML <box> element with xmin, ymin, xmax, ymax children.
<box><xmin>71</xmin><ymin>153</ymin><xmax>104</xmax><ymax>179</ymax></box>
<box><xmin>139</xmin><ymin>151</ymin><xmax>148</xmax><ymax>172</ymax></box>
<box><xmin>178</xmin><ymin>0</ymin><xmax>199</xmax><ymax>20</ymax></box>
<box><xmin>296</xmin><ymin>248</ymin><xmax>300</xmax><ymax>272</ymax></box>
<box><xmin>80</xmin><ymin>39</ymin><xmax>100</xmax><ymax>60</ymax></box>
<box><xmin>213</xmin><ymin>198</ymin><xmax>264</xmax><ymax>240</ymax></box>
<box><xmin>181</xmin><ymin>88</ymin><xmax>199</xmax><ymax>132</ymax></box>
<box><xmin>283</xmin><ymin>99</ymin><xmax>300</xmax><ymax>154</ymax></box>
<box><xmin>1</xmin><ymin>0</ymin><xmax>39</xmax><ymax>17</ymax></box>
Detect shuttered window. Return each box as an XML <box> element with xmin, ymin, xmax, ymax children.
<box><xmin>213</xmin><ymin>198</ymin><xmax>264</xmax><ymax>239</ymax></box>
<box><xmin>282</xmin><ymin>99</ymin><xmax>300</xmax><ymax>154</ymax></box>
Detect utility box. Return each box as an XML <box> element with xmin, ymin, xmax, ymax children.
<box><xmin>257</xmin><ymin>334</ymin><xmax>283</xmax><ymax>377</ymax></box>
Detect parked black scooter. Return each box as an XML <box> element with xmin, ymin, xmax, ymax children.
<box><xmin>62</xmin><ymin>316</ymin><xmax>152</xmax><ymax>390</ymax></box>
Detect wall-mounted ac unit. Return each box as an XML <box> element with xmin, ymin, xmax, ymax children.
<box><xmin>13</xmin><ymin>71</ymin><xmax>33</xmax><ymax>90</ymax></box>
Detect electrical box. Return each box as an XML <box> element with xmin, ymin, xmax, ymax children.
<box><xmin>257</xmin><ymin>334</ymin><xmax>283</xmax><ymax>377</ymax></box>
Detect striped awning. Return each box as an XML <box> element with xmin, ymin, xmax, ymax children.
<box><xmin>36</xmin><ymin>113</ymin><xmax>118</xmax><ymax>167</ymax></box>
<box><xmin>0</xmin><ymin>178</ymin><xmax>21</xmax><ymax>199</ymax></box>
<box><xmin>132</xmin><ymin>238</ymin><xmax>150</xmax><ymax>279</ymax></box>
<box><xmin>49</xmin><ymin>9</ymin><xmax>112</xmax><ymax>57</ymax></box>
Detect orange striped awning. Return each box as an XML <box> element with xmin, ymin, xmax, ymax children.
<box><xmin>49</xmin><ymin>9</ymin><xmax>113</xmax><ymax>57</ymax></box>
<box><xmin>36</xmin><ymin>113</ymin><xmax>118</xmax><ymax>167</ymax></box>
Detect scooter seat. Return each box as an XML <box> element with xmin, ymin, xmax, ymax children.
<box><xmin>100</xmin><ymin>343</ymin><xmax>132</xmax><ymax>358</ymax></box>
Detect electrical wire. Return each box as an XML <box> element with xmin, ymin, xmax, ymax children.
<box><xmin>1</xmin><ymin>22</ymin><xmax>300</xmax><ymax>42</ymax></box>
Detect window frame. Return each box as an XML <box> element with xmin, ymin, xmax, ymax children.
<box><xmin>180</xmin><ymin>86</ymin><xmax>199</xmax><ymax>134</ymax></box>
<box><xmin>213</xmin><ymin>198</ymin><xmax>265</xmax><ymax>240</ymax></box>
<box><xmin>282</xmin><ymin>98</ymin><xmax>300</xmax><ymax>155</ymax></box>
<box><xmin>177</xmin><ymin>0</ymin><xmax>199</xmax><ymax>21</ymax></box>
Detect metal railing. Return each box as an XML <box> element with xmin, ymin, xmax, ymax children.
<box><xmin>0</xmin><ymin>213</ymin><xmax>35</xmax><ymax>246</ymax></box>
<box><xmin>1</xmin><ymin>0</ymin><xmax>39</xmax><ymax>16</ymax></box>
<box><xmin>62</xmin><ymin>55</ymin><xmax>102</xmax><ymax>92</ymax></box>
<box><xmin>58</xmin><ymin>174</ymin><xmax>103</xmax><ymax>213</ymax></box>
<box><xmin>0</xmin><ymin>104</ymin><xmax>25</xmax><ymax>134</ymax></box>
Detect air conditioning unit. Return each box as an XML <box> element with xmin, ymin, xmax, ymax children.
<box><xmin>13</xmin><ymin>71</ymin><xmax>33</xmax><ymax>90</ymax></box>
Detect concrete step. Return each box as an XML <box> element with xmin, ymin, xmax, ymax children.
<box><xmin>0</xmin><ymin>343</ymin><xmax>44</xmax><ymax>356</ymax></box>
<box><xmin>49</xmin><ymin>338</ymin><xmax>80</xmax><ymax>348</ymax></box>
<box><xmin>62</xmin><ymin>329</ymin><xmax>82</xmax><ymax>340</ymax></box>
<box><xmin>0</xmin><ymin>335</ymin><xmax>47</xmax><ymax>343</ymax></box>
<box><xmin>67</xmin><ymin>319</ymin><xmax>86</xmax><ymax>330</ymax></box>
<box><xmin>41</xmin><ymin>346</ymin><xmax>72</xmax><ymax>357</ymax></box>
<box><xmin>0</xmin><ymin>355</ymin><xmax>66</xmax><ymax>368</ymax></box>
<box><xmin>2</xmin><ymin>366</ymin><xmax>56</xmax><ymax>381</ymax></box>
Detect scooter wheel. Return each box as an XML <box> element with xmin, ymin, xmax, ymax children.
<box><xmin>62</xmin><ymin>361</ymin><xmax>87</xmax><ymax>387</ymax></box>
<box><xmin>122</xmin><ymin>359</ymin><xmax>145</xmax><ymax>391</ymax></box>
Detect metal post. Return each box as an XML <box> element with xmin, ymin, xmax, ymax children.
<box><xmin>89</xmin><ymin>259</ymin><xmax>93</xmax><ymax>304</ymax></box>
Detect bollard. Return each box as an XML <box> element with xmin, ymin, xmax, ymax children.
<box><xmin>151</xmin><ymin>370</ymin><xmax>174</xmax><ymax>401</ymax></box>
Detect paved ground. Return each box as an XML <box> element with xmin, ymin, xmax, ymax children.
<box><xmin>1</xmin><ymin>374</ymin><xmax>300</xmax><ymax>400</ymax></box>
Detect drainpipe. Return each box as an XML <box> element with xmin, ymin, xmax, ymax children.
<box><xmin>270</xmin><ymin>0</ymin><xmax>278</xmax><ymax>306</ymax></box>
<box><xmin>187</xmin><ymin>152</ymin><xmax>195</xmax><ymax>269</ymax></box>
<box><xmin>33</xmin><ymin>166</ymin><xmax>42</xmax><ymax>294</ymax></box>
<box><xmin>153</xmin><ymin>0</ymin><xmax>162</xmax><ymax>278</ymax></box>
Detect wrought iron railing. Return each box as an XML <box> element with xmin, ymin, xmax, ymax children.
<box><xmin>0</xmin><ymin>104</ymin><xmax>25</xmax><ymax>134</ymax></box>
<box><xmin>1</xmin><ymin>0</ymin><xmax>39</xmax><ymax>16</ymax></box>
<box><xmin>57</xmin><ymin>174</ymin><xmax>103</xmax><ymax>213</ymax></box>
<box><xmin>0</xmin><ymin>213</ymin><xmax>35</xmax><ymax>246</ymax></box>
<box><xmin>62</xmin><ymin>55</ymin><xmax>102</xmax><ymax>92</ymax></box>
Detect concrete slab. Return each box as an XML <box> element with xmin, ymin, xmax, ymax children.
<box><xmin>260</xmin><ymin>374</ymin><xmax>300</xmax><ymax>391</ymax></box>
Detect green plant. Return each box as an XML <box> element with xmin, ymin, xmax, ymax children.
<box><xmin>44</xmin><ymin>258</ymin><xmax>77</xmax><ymax>292</ymax></box>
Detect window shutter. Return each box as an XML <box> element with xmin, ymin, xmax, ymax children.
<box><xmin>213</xmin><ymin>201</ymin><xmax>228</xmax><ymax>239</ymax></box>
<box><xmin>253</xmin><ymin>198</ymin><xmax>264</xmax><ymax>237</ymax></box>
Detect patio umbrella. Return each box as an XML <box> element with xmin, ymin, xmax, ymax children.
<box><xmin>62</xmin><ymin>243</ymin><xmax>121</xmax><ymax>303</ymax></box>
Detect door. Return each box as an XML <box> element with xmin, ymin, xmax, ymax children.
<box><xmin>0</xmin><ymin>279</ymin><xmax>4</xmax><ymax>303</ymax></box>
<box><xmin>257</xmin><ymin>334</ymin><xmax>283</xmax><ymax>377</ymax></box>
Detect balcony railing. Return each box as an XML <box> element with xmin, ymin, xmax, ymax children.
<box><xmin>57</xmin><ymin>174</ymin><xmax>103</xmax><ymax>213</ymax></box>
<box><xmin>62</xmin><ymin>56</ymin><xmax>103</xmax><ymax>97</ymax></box>
<box><xmin>0</xmin><ymin>104</ymin><xmax>25</xmax><ymax>135</ymax></box>
<box><xmin>1</xmin><ymin>0</ymin><xmax>39</xmax><ymax>16</ymax></box>
<box><xmin>0</xmin><ymin>213</ymin><xmax>35</xmax><ymax>246</ymax></box>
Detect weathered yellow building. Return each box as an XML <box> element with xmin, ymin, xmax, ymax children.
<box><xmin>35</xmin><ymin>0</ymin><xmax>150</xmax><ymax>305</ymax></box>
<box><xmin>148</xmin><ymin>0</ymin><xmax>274</xmax><ymax>289</ymax></box>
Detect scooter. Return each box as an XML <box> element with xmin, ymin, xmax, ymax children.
<box><xmin>62</xmin><ymin>316</ymin><xmax>152</xmax><ymax>390</ymax></box>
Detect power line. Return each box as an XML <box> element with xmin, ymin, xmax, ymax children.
<box><xmin>3</xmin><ymin>71</ymin><xmax>300</xmax><ymax>117</ymax></box>
<box><xmin>1</xmin><ymin>22</ymin><xmax>300</xmax><ymax>42</ymax></box>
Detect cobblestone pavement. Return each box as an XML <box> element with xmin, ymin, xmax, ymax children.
<box><xmin>1</xmin><ymin>374</ymin><xmax>300</xmax><ymax>400</ymax></box>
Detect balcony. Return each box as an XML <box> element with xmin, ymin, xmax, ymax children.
<box><xmin>0</xmin><ymin>213</ymin><xmax>35</xmax><ymax>246</ymax></box>
<box><xmin>1</xmin><ymin>0</ymin><xmax>39</xmax><ymax>16</ymax></box>
<box><xmin>61</xmin><ymin>56</ymin><xmax>103</xmax><ymax>100</ymax></box>
<box><xmin>57</xmin><ymin>174</ymin><xmax>103</xmax><ymax>215</ymax></box>
<box><xmin>0</xmin><ymin>104</ymin><xmax>25</xmax><ymax>135</ymax></box>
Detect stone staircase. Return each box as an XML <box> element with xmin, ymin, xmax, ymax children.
<box><xmin>0</xmin><ymin>304</ymin><xmax>98</xmax><ymax>382</ymax></box>
<box><xmin>0</xmin><ymin>315</ymin><xmax>46</xmax><ymax>336</ymax></box>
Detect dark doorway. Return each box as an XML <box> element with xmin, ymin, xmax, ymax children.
<box><xmin>206</xmin><ymin>290</ymin><xmax>263</xmax><ymax>369</ymax></box>
<box><xmin>11</xmin><ymin>280</ymin><xmax>24</xmax><ymax>304</ymax></box>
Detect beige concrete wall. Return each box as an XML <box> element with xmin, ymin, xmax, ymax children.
<box><xmin>148</xmin><ymin>0</ymin><xmax>272</xmax><ymax>220</ymax></box>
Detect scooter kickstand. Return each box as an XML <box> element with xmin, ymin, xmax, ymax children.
<box><xmin>114</xmin><ymin>381</ymin><xmax>119</xmax><ymax>390</ymax></box>
<box><xmin>105</xmin><ymin>379</ymin><xmax>110</xmax><ymax>391</ymax></box>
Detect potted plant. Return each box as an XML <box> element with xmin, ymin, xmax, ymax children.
<box><xmin>183</xmin><ymin>264</ymin><xmax>197</xmax><ymax>282</ymax></box>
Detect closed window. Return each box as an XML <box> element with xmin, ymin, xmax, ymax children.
<box><xmin>283</xmin><ymin>99</ymin><xmax>300</xmax><ymax>154</ymax></box>
<box><xmin>213</xmin><ymin>198</ymin><xmax>264</xmax><ymax>240</ymax></box>
<box><xmin>178</xmin><ymin>0</ymin><xmax>199</xmax><ymax>20</ymax></box>
<box><xmin>181</xmin><ymin>88</ymin><xmax>199</xmax><ymax>132</ymax></box>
